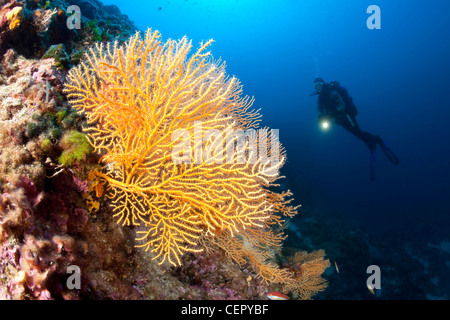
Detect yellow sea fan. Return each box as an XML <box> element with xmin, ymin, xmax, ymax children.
<box><xmin>283</xmin><ymin>250</ymin><xmax>330</xmax><ymax>299</ymax></box>
<box><xmin>64</xmin><ymin>28</ymin><xmax>297</xmax><ymax>266</ymax></box>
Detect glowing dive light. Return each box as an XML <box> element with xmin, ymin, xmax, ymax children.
<box><xmin>321</xmin><ymin>120</ymin><xmax>330</xmax><ymax>130</ymax></box>
<box><xmin>319</xmin><ymin>115</ymin><xmax>331</xmax><ymax>131</ymax></box>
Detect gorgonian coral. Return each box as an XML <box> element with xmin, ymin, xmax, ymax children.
<box><xmin>63</xmin><ymin>29</ymin><xmax>299</xmax><ymax>270</ymax></box>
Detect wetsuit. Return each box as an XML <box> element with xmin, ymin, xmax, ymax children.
<box><xmin>318</xmin><ymin>83</ymin><xmax>379</xmax><ymax>151</ymax></box>
<box><xmin>317</xmin><ymin>82</ymin><xmax>399</xmax><ymax>180</ymax></box>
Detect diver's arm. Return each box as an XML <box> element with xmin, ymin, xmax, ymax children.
<box><xmin>317</xmin><ymin>103</ymin><xmax>327</xmax><ymax>119</ymax></box>
<box><xmin>318</xmin><ymin>106</ymin><xmax>333</xmax><ymax>124</ymax></box>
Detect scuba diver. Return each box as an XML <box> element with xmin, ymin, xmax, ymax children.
<box><xmin>311</xmin><ymin>77</ymin><xmax>400</xmax><ymax>181</ymax></box>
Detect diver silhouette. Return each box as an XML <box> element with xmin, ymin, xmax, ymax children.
<box><xmin>311</xmin><ymin>77</ymin><xmax>400</xmax><ymax>181</ymax></box>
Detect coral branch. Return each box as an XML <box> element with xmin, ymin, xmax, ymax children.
<box><xmin>64</xmin><ymin>29</ymin><xmax>299</xmax><ymax>272</ymax></box>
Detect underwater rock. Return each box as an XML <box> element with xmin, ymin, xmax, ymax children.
<box><xmin>0</xmin><ymin>0</ymin><xmax>332</xmax><ymax>301</ymax></box>
<box><xmin>70</xmin><ymin>0</ymin><xmax>99</xmax><ymax>20</ymax></box>
<box><xmin>0</xmin><ymin>0</ymin><xmax>137</xmax><ymax>60</ymax></box>
<box><xmin>42</xmin><ymin>44</ymin><xmax>71</xmax><ymax>70</ymax></box>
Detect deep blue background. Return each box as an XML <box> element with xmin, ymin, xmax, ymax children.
<box><xmin>101</xmin><ymin>0</ymin><xmax>450</xmax><ymax>234</ymax></box>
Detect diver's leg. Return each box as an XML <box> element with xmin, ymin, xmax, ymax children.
<box><xmin>341</xmin><ymin>119</ymin><xmax>377</xmax><ymax>152</ymax></box>
<box><xmin>341</xmin><ymin>118</ymin><xmax>378</xmax><ymax>181</ymax></box>
<box><xmin>359</xmin><ymin>131</ymin><xmax>378</xmax><ymax>152</ymax></box>
<box><xmin>351</xmin><ymin>128</ymin><xmax>400</xmax><ymax>166</ymax></box>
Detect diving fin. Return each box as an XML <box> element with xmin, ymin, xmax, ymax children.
<box><xmin>378</xmin><ymin>139</ymin><xmax>400</xmax><ymax>165</ymax></box>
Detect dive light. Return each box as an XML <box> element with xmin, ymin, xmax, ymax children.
<box><xmin>319</xmin><ymin>115</ymin><xmax>331</xmax><ymax>131</ymax></box>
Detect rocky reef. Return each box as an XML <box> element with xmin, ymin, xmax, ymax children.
<box><xmin>0</xmin><ymin>0</ymin><xmax>326</xmax><ymax>300</ymax></box>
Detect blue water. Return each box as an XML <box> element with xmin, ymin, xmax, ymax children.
<box><xmin>101</xmin><ymin>0</ymin><xmax>450</xmax><ymax>235</ymax></box>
